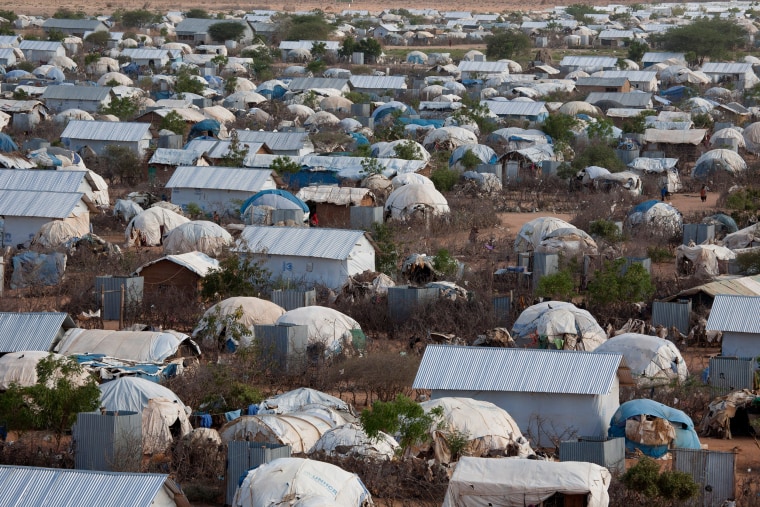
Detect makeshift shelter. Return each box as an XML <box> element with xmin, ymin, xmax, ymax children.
<box><xmin>700</xmin><ymin>389</ymin><xmax>760</xmax><ymax>439</ymax></box>
<box><xmin>259</xmin><ymin>388</ymin><xmax>354</xmax><ymax>417</ymax></box>
<box><xmin>133</xmin><ymin>251</ymin><xmax>219</xmax><ymax>297</ymax></box>
<box><xmin>676</xmin><ymin>244</ymin><xmax>736</xmax><ymax>278</ymax></box>
<box><xmin>608</xmin><ymin>399</ymin><xmax>700</xmax><ymax>458</ymax></box>
<box><xmin>423</xmin><ymin>126</ymin><xmax>478</xmax><ymax>150</ymax></box>
<box><xmin>220</xmin><ymin>414</ymin><xmax>336</xmax><ymax>454</ymax></box>
<box><xmin>625</xmin><ymin>200</ymin><xmax>682</xmax><ymax>236</ymax></box>
<box><xmin>232</xmin><ymin>458</ymin><xmax>372</xmax><ymax>507</ymax></box>
<box><xmin>296</xmin><ymin>186</ymin><xmax>376</xmax><ymax>227</ymax></box>
<box><xmin>711</xmin><ymin>127</ymin><xmax>745</xmax><ymax>149</ymax></box>
<box><xmin>275</xmin><ymin>306</ymin><xmax>362</xmax><ymax>356</ymax></box>
<box><xmin>514</xmin><ymin>217</ymin><xmax>596</xmax><ymax>255</ymax></box>
<box><xmin>723</xmin><ymin>223</ymin><xmax>760</xmax><ymax>250</ymax></box>
<box><xmin>0</xmin><ymin>351</ymin><xmax>90</xmax><ymax>389</ymax></box>
<box><xmin>98</xmin><ymin>377</ymin><xmax>192</xmax><ymax>454</ymax></box>
<box><xmin>385</xmin><ymin>184</ymin><xmax>450</xmax><ymax>220</ymax></box>
<box><xmin>192</xmin><ymin>297</ymin><xmax>286</xmax><ymax>349</ymax></box>
<box><xmin>511</xmin><ymin>301</ymin><xmax>607</xmax><ymax>351</ymax></box>
<box><xmin>56</xmin><ymin>329</ymin><xmax>198</xmax><ymax>363</ymax></box>
<box><xmin>391</xmin><ymin>173</ymin><xmax>434</xmax><ymax>188</ymax></box>
<box><xmin>417</xmin><ymin>398</ymin><xmax>533</xmax><ymax>463</ymax></box>
<box><xmin>703</xmin><ymin>213</ymin><xmax>739</xmax><ymax>236</ymax></box>
<box><xmin>442</xmin><ymin>458</ymin><xmax>611</xmax><ymax>507</ymax></box>
<box><xmin>311</xmin><ymin>423</ymin><xmax>398</xmax><ymax>460</ymax></box>
<box><xmin>449</xmin><ymin>144</ymin><xmax>497</xmax><ymax>172</ymax></box>
<box><xmin>692</xmin><ymin>149</ymin><xmax>747</xmax><ymax>179</ymax></box>
<box><xmin>162</xmin><ymin>220</ymin><xmax>232</xmax><ymax>256</ymax></box>
<box><xmin>240</xmin><ymin>189</ymin><xmax>309</xmax><ymax>225</ymax></box>
<box><xmin>30</xmin><ymin>220</ymin><xmax>80</xmax><ymax>249</ymax></box>
<box><xmin>125</xmin><ymin>207</ymin><xmax>189</xmax><ymax>247</ymax></box>
<box><xmin>594</xmin><ymin>334</ymin><xmax>687</xmax><ymax>387</ymax></box>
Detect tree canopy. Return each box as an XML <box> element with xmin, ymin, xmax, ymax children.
<box><xmin>120</xmin><ymin>9</ymin><xmax>158</xmax><ymax>28</ymax></box>
<box><xmin>650</xmin><ymin>17</ymin><xmax>747</xmax><ymax>65</ymax></box>
<box><xmin>283</xmin><ymin>14</ymin><xmax>332</xmax><ymax>41</ymax></box>
<box><xmin>208</xmin><ymin>21</ymin><xmax>247</xmax><ymax>42</ymax></box>
<box><xmin>485</xmin><ymin>30</ymin><xmax>531</xmax><ymax>60</ymax></box>
<box><xmin>185</xmin><ymin>8</ymin><xmax>209</xmax><ymax>18</ymax></box>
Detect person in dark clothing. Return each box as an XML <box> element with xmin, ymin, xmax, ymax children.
<box><xmin>700</xmin><ymin>185</ymin><xmax>707</xmax><ymax>203</ymax></box>
<box><xmin>661</xmin><ymin>185</ymin><xmax>668</xmax><ymax>201</ymax></box>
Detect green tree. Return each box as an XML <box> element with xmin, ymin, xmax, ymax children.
<box><xmin>485</xmin><ymin>30</ymin><xmax>531</xmax><ymax>60</ymax></box>
<box><xmin>587</xmin><ymin>258</ymin><xmax>655</xmax><ymax>309</ymax></box>
<box><xmin>393</xmin><ymin>140</ymin><xmax>423</xmax><ymax>161</ymax></box>
<box><xmin>571</xmin><ymin>143</ymin><xmax>626</xmax><ymax>172</ymax></box>
<box><xmin>174</xmin><ymin>67</ymin><xmax>206</xmax><ymax>95</ymax></box>
<box><xmin>101</xmin><ymin>144</ymin><xmax>142</xmax><ymax>185</ymax></box>
<box><xmin>306</xmin><ymin>59</ymin><xmax>327</xmax><ymax>74</ymax></box>
<box><xmin>338</xmin><ymin>35</ymin><xmax>357</xmax><ymax>59</ymax></box>
<box><xmin>208</xmin><ymin>21</ymin><xmax>246</xmax><ymax>42</ymax></box>
<box><xmin>356</xmin><ymin>37</ymin><xmax>382</xmax><ymax>62</ymax></box>
<box><xmin>120</xmin><ymin>9</ymin><xmax>158</xmax><ymax>28</ymax></box>
<box><xmin>536</xmin><ymin>270</ymin><xmax>575</xmax><ymax>300</ymax></box>
<box><xmin>185</xmin><ymin>8</ymin><xmax>209</xmax><ymax>18</ymax></box>
<box><xmin>433</xmin><ymin>248</ymin><xmax>458</xmax><ymax>276</ymax></box>
<box><xmin>85</xmin><ymin>30</ymin><xmax>110</xmax><ymax>48</ymax></box>
<box><xmin>626</xmin><ymin>39</ymin><xmax>649</xmax><ymax>62</ymax></box>
<box><xmin>360</xmin><ymin>394</ymin><xmax>443</xmax><ymax>453</ymax></box>
<box><xmin>0</xmin><ymin>354</ymin><xmax>100</xmax><ymax>449</ymax></box>
<box><xmin>219</xmin><ymin>130</ymin><xmax>249</xmax><ymax>167</ymax></box>
<box><xmin>458</xmin><ymin>149</ymin><xmax>482</xmax><ymax>170</ymax></box>
<box><xmin>361</xmin><ymin>157</ymin><xmax>384</xmax><ymax>176</ymax></box>
<box><xmin>371</xmin><ymin>223</ymin><xmax>399</xmax><ymax>276</ymax></box>
<box><xmin>541</xmin><ymin>113</ymin><xmax>580</xmax><ymax>144</ymax></box>
<box><xmin>0</xmin><ymin>10</ymin><xmax>18</xmax><ymax>22</ymax></box>
<box><xmin>565</xmin><ymin>4</ymin><xmax>600</xmax><ymax>20</ymax></box>
<box><xmin>242</xmin><ymin>46</ymin><xmax>274</xmax><ymax>79</ymax></box>
<box><xmin>158</xmin><ymin>110</ymin><xmax>187</xmax><ymax>135</ymax></box>
<box><xmin>284</xmin><ymin>13</ymin><xmax>332</xmax><ymax>41</ymax></box>
<box><xmin>589</xmin><ymin>219</ymin><xmax>623</xmax><ymax>243</ymax></box>
<box><xmin>430</xmin><ymin>167</ymin><xmax>460</xmax><ymax>191</ymax></box>
<box><xmin>200</xmin><ymin>255</ymin><xmax>271</xmax><ymax>300</ymax></box>
<box><xmin>53</xmin><ymin>7</ymin><xmax>86</xmax><ymax>18</ymax></box>
<box><xmin>47</xmin><ymin>29</ymin><xmax>66</xmax><ymax>42</ymax></box>
<box><xmin>622</xmin><ymin>457</ymin><xmax>699</xmax><ymax>502</ymax></box>
<box><xmin>586</xmin><ymin>118</ymin><xmax>614</xmax><ymax>141</ymax></box>
<box><xmin>621</xmin><ymin>110</ymin><xmax>655</xmax><ymax>134</ymax></box>
<box><xmin>650</xmin><ymin>17</ymin><xmax>747</xmax><ymax>65</ymax></box>
<box><xmin>270</xmin><ymin>156</ymin><xmax>301</xmax><ymax>176</ymax></box>
<box><xmin>737</xmin><ymin>250</ymin><xmax>760</xmax><ymax>274</ymax></box>
<box><xmin>100</xmin><ymin>96</ymin><xmax>139</xmax><ymax>120</ymax></box>
<box><xmin>311</xmin><ymin>41</ymin><xmax>327</xmax><ymax>59</ymax></box>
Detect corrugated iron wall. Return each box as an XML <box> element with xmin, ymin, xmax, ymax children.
<box><xmin>73</xmin><ymin>411</ymin><xmax>142</xmax><ymax>471</ymax></box>
<box><xmin>708</xmin><ymin>356</ymin><xmax>755</xmax><ymax>392</ymax></box>
<box><xmin>253</xmin><ymin>324</ymin><xmax>308</xmax><ymax>372</ymax></box>
<box><xmin>559</xmin><ymin>437</ymin><xmax>625</xmax><ymax>474</ymax></box>
<box><xmin>673</xmin><ymin>449</ymin><xmax>735</xmax><ymax>507</ymax></box>
<box><xmin>652</xmin><ymin>300</ymin><xmax>692</xmax><ymax>335</ymax></box>
<box><xmin>349</xmin><ymin>206</ymin><xmax>383</xmax><ymax>231</ymax></box>
<box><xmin>387</xmin><ymin>286</ymin><xmax>439</xmax><ymax>322</ymax></box>
<box><xmin>226</xmin><ymin>442</ymin><xmax>291</xmax><ymax>505</ymax></box>
<box><xmin>271</xmin><ymin>289</ymin><xmax>316</xmax><ymax>311</ymax></box>
<box><xmin>94</xmin><ymin>276</ymin><xmax>143</xmax><ymax>321</ymax></box>
<box><xmin>492</xmin><ymin>296</ymin><xmax>511</xmax><ymax>326</ymax></box>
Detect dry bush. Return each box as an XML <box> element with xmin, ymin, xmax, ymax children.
<box><xmin>0</xmin><ymin>434</ymin><xmax>74</xmax><ymax>468</ymax></box>
<box><xmin>571</xmin><ymin>191</ymin><xmax>637</xmax><ymax>233</ymax></box>
<box><xmin>393</xmin><ymin>296</ymin><xmax>497</xmax><ymax>346</ymax></box>
<box><xmin>620</xmin><ymin>378</ymin><xmax>713</xmax><ymax>427</ymax></box>
<box><xmin>170</xmin><ymin>438</ymin><xmax>226</xmax><ymax>490</ymax></box>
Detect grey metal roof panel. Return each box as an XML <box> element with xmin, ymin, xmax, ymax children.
<box><xmin>0</xmin><ymin>169</ymin><xmax>85</xmax><ymax>192</ymax></box>
<box><xmin>595</xmin><ymin>70</ymin><xmax>658</xmax><ymax>82</ymax></box>
<box><xmin>642</xmin><ymin>51</ymin><xmax>684</xmax><ymax>62</ymax></box>
<box><xmin>559</xmin><ymin>56</ymin><xmax>618</xmax><ymax>67</ymax></box>
<box><xmin>706</xmin><ymin>295</ymin><xmax>760</xmax><ymax>333</ymax></box>
<box><xmin>42</xmin><ymin>85</ymin><xmax>112</xmax><ymax>102</ymax></box>
<box><xmin>287</xmin><ymin>77</ymin><xmax>349</xmax><ymax>91</ymax></box>
<box><xmin>238</xmin><ymin>226</ymin><xmax>367</xmax><ymax>260</ymax></box>
<box><xmin>0</xmin><ymin>189</ymin><xmax>83</xmax><ymax>218</ymax></box>
<box><xmin>279</xmin><ymin>40</ymin><xmax>340</xmax><ymax>50</ymax></box>
<box><xmin>148</xmin><ymin>148</ymin><xmax>202</xmax><ymax>166</ymax></box>
<box><xmin>701</xmin><ymin>62</ymin><xmax>754</xmax><ymax>74</ymax></box>
<box><xmin>42</xmin><ymin>19</ymin><xmax>105</xmax><ymax>30</ymax></box>
<box><xmin>349</xmin><ymin>75</ymin><xmax>407</xmax><ymax>90</ymax></box>
<box><xmin>0</xmin><ymin>466</ymin><xmax>169</xmax><ymax>507</ymax></box>
<box><xmin>235</xmin><ymin>130</ymin><xmax>309</xmax><ymax>151</ymax></box>
<box><xmin>457</xmin><ymin>61</ymin><xmax>508</xmax><ymax>72</ymax></box>
<box><xmin>19</xmin><ymin>41</ymin><xmax>63</xmax><ymax>51</ymax></box>
<box><xmin>481</xmin><ymin>100</ymin><xmax>548</xmax><ymax>116</ymax></box>
<box><xmin>167</xmin><ymin>166</ymin><xmax>273</xmax><ymax>191</ymax></box>
<box><xmin>586</xmin><ymin>91</ymin><xmax>652</xmax><ymax>107</ymax></box>
<box><xmin>120</xmin><ymin>48</ymin><xmax>171</xmax><ymax>60</ymax></box>
<box><xmin>176</xmin><ymin>17</ymin><xmax>248</xmax><ymax>34</ymax></box>
<box><xmin>0</xmin><ymin>312</ymin><xmax>72</xmax><ymax>352</ymax></box>
<box><xmin>576</xmin><ymin>77</ymin><xmax>630</xmax><ymax>87</ymax></box>
<box><xmin>413</xmin><ymin>344</ymin><xmax>623</xmax><ymax>394</ymax></box>
<box><xmin>61</xmin><ymin>120</ymin><xmax>152</xmax><ymax>142</ymax></box>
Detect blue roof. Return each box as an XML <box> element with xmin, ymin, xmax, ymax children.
<box><xmin>0</xmin><ymin>133</ymin><xmax>18</xmax><ymax>152</ymax></box>
<box><xmin>240</xmin><ymin>189</ymin><xmax>308</xmax><ymax>214</ymax></box>
<box><xmin>608</xmin><ymin>399</ymin><xmax>700</xmax><ymax>457</ymax></box>
<box><xmin>371</xmin><ymin>101</ymin><xmax>416</xmax><ymax>121</ymax></box>
<box><xmin>189</xmin><ymin>119</ymin><xmax>221</xmax><ymax>139</ymax></box>
<box><xmin>630</xmin><ymin>199</ymin><xmax>660</xmax><ymax>214</ymax></box>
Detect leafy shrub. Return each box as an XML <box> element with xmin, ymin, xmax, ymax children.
<box><xmin>433</xmin><ymin>249</ymin><xmax>458</xmax><ymax>276</ymax></box>
<box><xmin>647</xmin><ymin>246</ymin><xmax>673</xmax><ymax>263</ymax></box>
<box><xmin>430</xmin><ymin>167</ymin><xmax>460</xmax><ymax>192</ymax></box>
<box><xmin>622</xmin><ymin>457</ymin><xmax>699</xmax><ymax>501</ymax></box>
<box><xmin>536</xmin><ymin>270</ymin><xmax>575</xmax><ymax>300</ymax></box>
<box><xmin>589</xmin><ymin>219</ymin><xmax>622</xmax><ymax>243</ymax></box>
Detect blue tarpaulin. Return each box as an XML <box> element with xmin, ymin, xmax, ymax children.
<box><xmin>609</xmin><ymin>399</ymin><xmax>701</xmax><ymax>458</ymax></box>
<box><xmin>350</xmin><ymin>132</ymin><xmax>370</xmax><ymax>146</ymax></box>
<box><xmin>630</xmin><ymin>199</ymin><xmax>660</xmax><ymax>215</ymax></box>
<box><xmin>188</xmin><ymin>119</ymin><xmax>221</xmax><ymax>141</ymax></box>
<box><xmin>398</xmin><ymin>117</ymin><xmax>445</xmax><ymax>128</ymax></box>
<box><xmin>371</xmin><ymin>101</ymin><xmax>416</xmax><ymax>122</ymax></box>
<box><xmin>0</xmin><ymin>133</ymin><xmax>18</xmax><ymax>153</ymax></box>
<box><xmin>240</xmin><ymin>188</ymin><xmax>309</xmax><ymax>215</ymax></box>
<box><xmin>10</xmin><ymin>251</ymin><xmax>65</xmax><ymax>288</ymax></box>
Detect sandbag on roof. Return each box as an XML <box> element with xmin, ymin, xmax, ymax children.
<box><xmin>232</xmin><ymin>457</ymin><xmax>373</xmax><ymax>507</ymax></box>
<box><xmin>259</xmin><ymin>387</ymin><xmax>354</xmax><ymax>416</ymax></box>
<box><xmin>162</xmin><ymin>220</ymin><xmax>232</xmax><ymax>256</ymax></box>
<box><xmin>0</xmin><ymin>351</ymin><xmax>90</xmax><ymax>390</ymax></box>
<box><xmin>385</xmin><ymin>183</ymin><xmax>450</xmax><ymax>220</ymax></box>
<box><xmin>56</xmin><ymin>329</ymin><xmax>197</xmax><ymax>363</ymax></box>
<box><xmin>311</xmin><ymin>423</ymin><xmax>398</xmax><ymax>460</ymax></box>
<box><xmin>594</xmin><ymin>333</ymin><xmax>687</xmax><ymax>387</ymax></box>
<box><xmin>443</xmin><ymin>457</ymin><xmax>611</xmax><ymax>507</ymax></box>
<box><xmin>511</xmin><ymin>301</ymin><xmax>607</xmax><ymax>351</ymax></box>
<box><xmin>125</xmin><ymin>207</ymin><xmax>189</xmax><ymax>246</ymax></box>
<box><xmin>275</xmin><ymin>306</ymin><xmax>361</xmax><ymax>355</ymax></box>
<box><xmin>418</xmin><ymin>398</ymin><xmax>533</xmax><ymax>464</ymax></box>
<box><xmin>609</xmin><ymin>399</ymin><xmax>700</xmax><ymax>458</ymax></box>
<box><xmin>220</xmin><ymin>413</ymin><xmax>338</xmax><ymax>453</ymax></box>
<box><xmin>193</xmin><ymin>296</ymin><xmax>286</xmax><ymax>348</ymax></box>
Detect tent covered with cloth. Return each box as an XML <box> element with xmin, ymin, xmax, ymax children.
<box><xmin>514</xmin><ymin>217</ymin><xmax>597</xmax><ymax>255</ymax></box>
<box><xmin>511</xmin><ymin>301</ymin><xmax>607</xmax><ymax>351</ymax></box>
<box><xmin>625</xmin><ymin>200</ymin><xmax>682</xmax><ymax>235</ymax></box>
<box><xmin>594</xmin><ymin>334</ymin><xmax>687</xmax><ymax>387</ymax></box>
<box><xmin>192</xmin><ymin>296</ymin><xmax>286</xmax><ymax>349</ymax></box>
<box><xmin>220</xmin><ymin>413</ymin><xmax>341</xmax><ymax>454</ymax></box>
<box><xmin>55</xmin><ymin>329</ymin><xmax>198</xmax><ymax>363</ymax></box>
<box><xmin>442</xmin><ymin>457</ymin><xmax>611</xmax><ymax>507</ymax></box>
<box><xmin>311</xmin><ymin>423</ymin><xmax>398</xmax><ymax>460</ymax></box>
<box><xmin>276</xmin><ymin>306</ymin><xmax>363</xmax><ymax>356</ymax></box>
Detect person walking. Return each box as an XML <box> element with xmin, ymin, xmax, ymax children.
<box><xmin>700</xmin><ymin>184</ymin><xmax>707</xmax><ymax>203</ymax></box>
<box><xmin>661</xmin><ymin>185</ymin><xmax>668</xmax><ymax>202</ymax></box>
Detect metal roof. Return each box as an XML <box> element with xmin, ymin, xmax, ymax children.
<box><xmin>706</xmin><ymin>295</ymin><xmax>760</xmax><ymax>333</ymax></box>
<box><xmin>413</xmin><ymin>345</ymin><xmax>623</xmax><ymax>394</ymax></box>
<box><xmin>287</xmin><ymin>77</ymin><xmax>349</xmax><ymax>91</ymax></box>
<box><xmin>0</xmin><ymin>190</ymin><xmax>83</xmax><ymax>218</ymax></box>
<box><xmin>642</xmin><ymin>51</ymin><xmax>684</xmax><ymax>63</ymax></box>
<box><xmin>349</xmin><ymin>75</ymin><xmax>407</xmax><ymax>90</ymax></box>
<box><xmin>596</xmin><ymin>70</ymin><xmax>657</xmax><ymax>83</ymax></box>
<box><xmin>0</xmin><ymin>466</ymin><xmax>169</xmax><ymax>507</ymax></box>
<box><xmin>559</xmin><ymin>56</ymin><xmax>618</xmax><ymax>67</ymax></box>
<box><xmin>134</xmin><ymin>251</ymin><xmax>219</xmax><ymax>277</ymax></box>
<box><xmin>0</xmin><ymin>169</ymin><xmax>86</xmax><ymax>192</ymax></box>
<box><xmin>481</xmin><ymin>100</ymin><xmax>547</xmax><ymax>117</ymax></box>
<box><xmin>148</xmin><ymin>148</ymin><xmax>203</xmax><ymax>166</ymax></box>
<box><xmin>0</xmin><ymin>35</ymin><xmax>20</xmax><ymax>46</ymax></box>
<box><xmin>598</xmin><ymin>29</ymin><xmax>635</xmax><ymax>38</ymax></box>
<box><xmin>236</xmin><ymin>130</ymin><xmax>311</xmax><ymax>152</ymax></box>
<box><xmin>41</xmin><ymin>85</ymin><xmax>112</xmax><ymax>102</ymax></box>
<box><xmin>237</xmin><ymin>226</ymin><xmax>368</xmax><ymax>260</ymax></box>
<box><xmin>701</xmin><ymin>62</ymin><xmax>754</xmax><ymax>74</ymax></box>
<box><xmin>586</xmin><ymin>92</ymin><xmax>652</xmax><ymax>108</ymax></box>
<box><xmin>0</xmin><ymin>312</ymin><xmax>74</xmax><ymax>353</ymax></box>
<box><xmin>176</xmin><ymin>17</ymin><xmax>249</xmax><ymax>34</ymax></box>
<box><xmin>120</xmin><ymin>48</ymin><xmax>172</xmax><ymax>60</ymax></box>
<box><xmin>19</xmin><ymin>40</ymin><xmax>63</xmax><ymax>51</ymax></box>
<box><xmin>665</xmin><ymin>274</ymin><xmax>760</xmax><ymax>301</ymax></box>
<box><xmin>457</xmin><ymin>61</ymin><xmax>508</xmax><ymax>73</ymax></box>
<box><xmin>167</xmin><ymin>166</ymin><xmax>274</xmax><ymax>191</ymax></box>
<box><xmin>61</xmin><ymin>120</ymin><xmax>152</xmax><ymax>142</ymax></box>
<box><xmin>42</xmin><ymin>18</ymin><xmax>106</xmax><ymax>30</ymax></box>
<box><xmin>0</xmin><ymin>48</ymin><xmax>16</xmax><ymax>58</ymax></box>
<box><xmin>279</xmin><ymin>40</ymin><xmax>340</xmax><ymax>50</ymax></box>
<box><xmin>296</xmin><ymin>185</ymin><xmax>374</xmax><ymax>206</ymax></box>
<box><xmin>576</xmin><ymin>77</ymin><xmax>629</xmax><ymax>87</ymax></box>
<box><xmin>183</xmin><ymin>139</ymin><xmax>268</xmax><ymax>160</ymax></box>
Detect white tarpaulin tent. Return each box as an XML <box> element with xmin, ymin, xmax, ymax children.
<box><xmin>125</xmin><ymin>207</ymin><xmax>189</xmax><ymax>246</ymax></box>
<box><xmin>259</xmin><ymin>388</ymin><xmax>354</xmax><ymax>416</ymax></box>
<box><xmin>276</xmin><ymin>306</ymin><xmax>361</xmax><ymax>355</ymax></box>
<box><xmin>676</xmin><ymin>244</ymin><xmax>736</xmax><ymax>278</ymax></box>
<box><xmin>220</xmin><ymin>414</ymin><xmax>339</xmax><ymax>454</ymax></box>
<box><xmin>31</xmin><ymin>220</ymin><xmax>81</xmax><ymax>248</ymax></box>
<box><xmin>113</xmin><ymin>199</ymin><xmax>143</xmax><ymax>222</ymax></box>
<box><xmin>311</xmin><ymin>423</ymin><xmax>398</xmax><ymax>460</ymax></box>
<box><xmin>0</xmin><ymin>351</ymin><xmax>90</xmax><ymax>390</ymax></box>
<box><xmin>626</xmin><ymin>200</ymin><xmax>683</xmax><ymax>236</ymax></box>
<box><xmin>162</xmin><ymin>220</ymin><xmax>233</xmax><ymax>256</ymax></box>
<box><xmin>418</xmin><ymin>398</ymin><xmax>533</xmax><ymax>463</ymax></box>
<box><xmin>594</xmin><ymin>333</ymin><xmax>687</xmax><ymax>387</ymax></box>
<box><xmin>385</xmin><ymin>184</ymin><xmax>450</xmax><ymax>219</ymax></box>
<box><xmin>56</xmin><ymin>329</ymin><xmax>195</xmax><ymax>363</ymax></box>
<box><xmin>442</xmin><ymin>457</ymin><xmax>611</xmax><ymax>507</ymax></box>
<box><xmin>232</xmin><ymin>458</ymin><xmax>373</xmax><ymax>507</ymax></box>
<box><xmin>142</xmin><ymin>397</ymin><xmax>193</xmax><ymax>454</ymax></box>
<box><xmin>514</xmin><ymin>217</ymin><xmax>596</xmax><ymax>255</ymax></box>
<box><xmin>511</xmin><ymin>301</ymin><xmax>607</xmax><ymax>351</ymax></box>
<box><xmin>193</xmin><ymin>296</ymin><xmax>286</xmax><ymax>348</ymax></box>
<box><xmin>723</xmin><ymin>223</ymin><xmax>760</xmax><ymax>250</ymax></box>
<box><xmin>692</xmin><ymin>149</ymin><xmax>747</xmax><ymax>178</ymax></box>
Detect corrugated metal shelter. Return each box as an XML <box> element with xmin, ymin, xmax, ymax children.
<box><xmin>61</xmin><ymin>120</ymin><xmax>152</xmax><ymax>156</ymax></box>
<box><xmin>413</xmin><ymin>345</ymin><xmax>633</xmax><ymax>447</ymax></box>
<box><xmin>166</xmin><ymin>166</ymin><xmax>276</xmax><ymax>213</ymax></box>
<box><xmin>672</xmin><ymin>449</ymin><xmax>735</xmax><ymax>507</ymax></box>
<box><xmin>665</xmin><ymin>274</ymin><xmax>760</xmax><ymax>302</ymax></box>
<box><xmin>271</xmin><ymin>289</ymin><xmax>317</xmax><ymax>311</ymax></box>
<box><xmin>287</xmin><ymin>77</ymin><xmax>349</xmax><ymax>93</ymax></box>
<box><xmin>252</xmin><ymin>324</ymin><xmax>308</xmax><ymax>371</ymax></box>
<box><xmin>236</xmin><ymin>226</ymin><xmax>375</xmax><ymax>289</ymax></box>
<box><xmin>559</xmin><ymin>55</ymin><xmax>618</xmax><ymax>73</ymax></box>
<box><xmin>94</xmin><ymin>276</ymin><xmax>144</xmax><ymax>321</ymax></box>
<box><xmin>226</xmin><ymin>442</ymin><xmax>291</xmax><ymax>506</ymax></box>
<box><xmin>235</xmin><ymin>130</ymin><xmax>314</xmax><ymax>156</ymax></box>
<box><xmin>349</xmin><ymin>75</ymin><xmax>407</xmax><ymax>95</ymax></box>
<box><xmin>120</xmin><ymin>48</ymin><xmax>174</xmax><ymax>68</ymax></box>
<box><xmin>42</xmin><ymin>18</ymin><xmax>108</xmax><ymax>36</ymax></box>
<box><xmin>19</xmin><ymin>40</ymin><xmax>65</xmax><ymax>62</ymax></box>
<box><xmin>295</xmin><ymin>186</ymin><xmax>375</xmax><ymax>227</ymax></box>
<box><xmin>481</xmin><ymin>100</ymin><xmax>548</xmax><ymax>121</ymax></box>
<box><xmin>457</xmin><ymin>61</ymin><xmax>509</xmax><ymax>80</ymax></box>
<box><xmin>0</xmin><ymin>311</ymin><xmax>75</xmax><ymax>353</ymax></box>
<box><xmin>133</xmin><ymin>252</ymin><xmax>217</xmax><ymax>296</ymax></box>
<box><xmin>41</xmin><ymin>85</ymin><xmax>113</xmax><ymax>113</ymax></box>
<box><xmin>652</xmin><ymin>300</ymin><xmax>692</xmax><ymax>335</ymax></box>
<box><xmin>0</xmin><ymin>465</ymin><xmax>183</xmax><ymax>506</ymax></box>
<box><xmin>559</xmin><ymin>436</ymin><xmax>625</xmax><ymax>474</ymax></box>
<box><xmin>73</xmin><ymin>411</ymin><xmax>142</xmax><ymax>471</ymax></box>
<box><xmin>388</xmin><ymin>285</ymin><xmax>439</xmax><ymax>322</ymax></box>
<box><xmin>586</xmin><ymin>91</ymin><xmax>653</xmax><ymax>109</ymax></box>
<box><xmin>707</xmin><ymin>295</ymin><xmax>760</xmax><ymax>358</ymax></box>
<box><xmin>708</xmin><ymin>356</ymin><xmax>755</xmax><ymax>392</ymax></box>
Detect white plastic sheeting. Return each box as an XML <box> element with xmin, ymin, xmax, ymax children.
<box><xmin>594</xmin><ymin>333</ymin><xmax>687</xmax><ymax>387</ymax></box>
<box><xmin>142</xmin><ymin>397</ymin><xmax>193</xmax><ymax>454</ymax></box>
<box><xmin>371</xmin><ymin>139</ymin><xmax>431</xmax><ymax>163</ymax></box>
<box><xmin>514</xmin><ymin>217</ymin><xmax>596</xmax><ymax>255</ymax></box>
<box><xmin>442</xmin><ymin>458</ymin><xmax>611</xmax><ymax>507</ymax></box>
<box><xmin>385</xmin><ymin>183</ymin><xmax>450</xmax><ymax>220</ymax></box>
<box><xmin>162</xmin><ymin>220</ymin><xmax>232</xmax><ymax>256</ymax></box>
<box><xmin>232</xmin><ymin>458</ymin><xmax>372</xmax><ymax>507</ymax></box>
<box><xmin>418</xmin><ymin>398</ymin><xmax>533</xmax><ymax>463</ymax></box>
<box><xmin>31</xmin><ymin>220</ymin><xmax>81</xmax><ymax>248</ymax></box>
<box><xmin>193</xmin><ymin>296</ymin><xmax>286</xmax><ymax>347</ymax></box>
<box><xmin>626</xmin><ymin>201</ymin><xmax>683</xmax><ymax>236</ymax></box>
<box><xmin>0</xmin><ymin>351</ymin><xmax>90</xmax><ymax>390</ymax></box>
<box><xmin>311</xmin><ymin>423</ymin><xmax>398</xmax><ymax>460</ymax></box>
<box><xmin>511</xmin><ymin>301</ymin><xmax>607</xmax><ymax>351</ymax></box>
<box><xmin>676</xmin><ymin>244</ymin><xmax>736</xmax><ymax>278</ymax></box>
<box><xmin>220</xmin><ymin>413</ymin><xmax>339</xmax><ymax>453</ymax></box>
<box><xmin>462</xmin><ymin>171</ymin><xmax>502</xmax><ymax>193</ymax></box>
<box><xmin>423</xmin><ymin>126</ymin><xmax>478</xmax><ymax>149</ymax></box>
<box><xmin>723</xmin><ymin>223</ymin><xmax>760</xmax><ymax>250</ymax></box>
<box><xmin>276</xmin><ymin>307</ymin><xmax>360</xmax><ymax>355</ymax></box>
<box><xmin>113</xmin><ymin>199</ymin><xmax>143</xmax><ymax>222</ymax></box>
<box><xmin>391</xmin><ymin>173</ymin><xmax>434</xmax><ymax>188</ymax></box>
<box><xmin>56</xmin><ymin>329</ymin><xmax>192</xmax><ymax>363</ymax></box>
<box><xmin>692</xmin><ymin>149</ymin><xmax>747</xmax><ymax>178</ymax></box>
<box><xmin>259</xmin><ymin>388</ymin><xmax>354</xmax><ymax>416</ymax></box>
<box><xmin>125</xmin><ymin>207</ymin><xmax>189</xmax><ymax>246</ymax></box>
